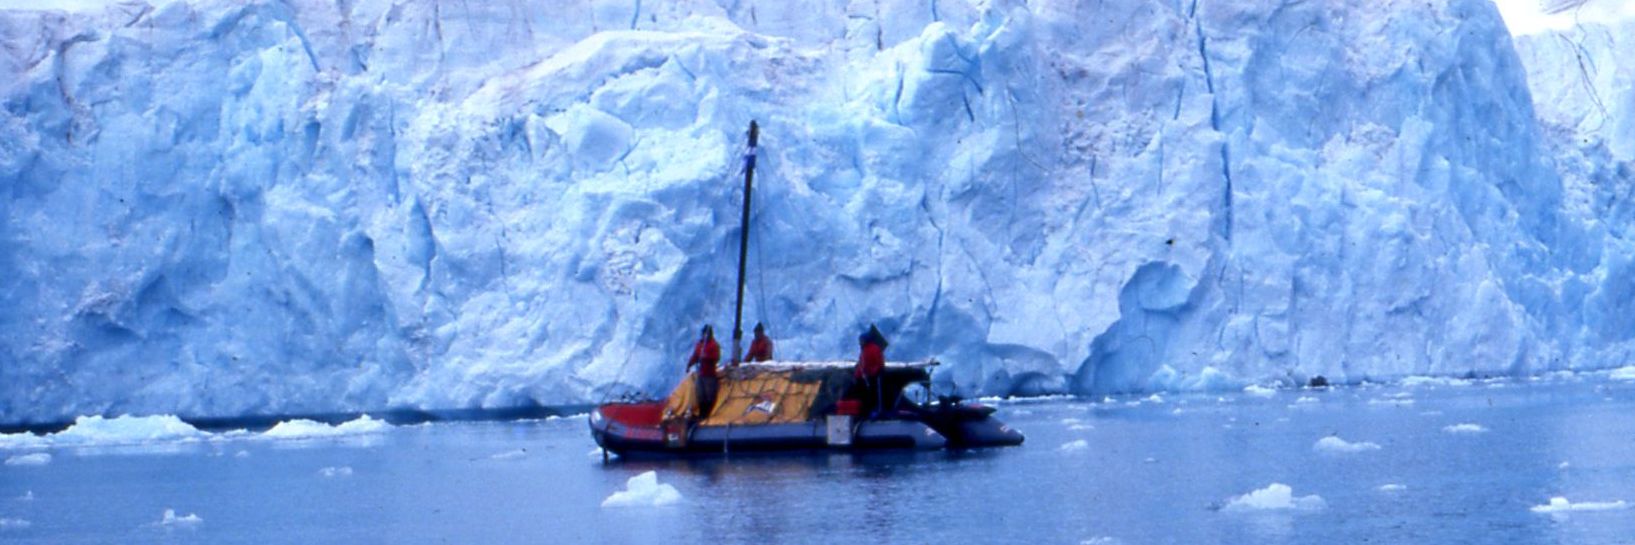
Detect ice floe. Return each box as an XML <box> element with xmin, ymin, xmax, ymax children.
<box><xmin>602</xmin><ymin>471</ymin><xmax>682</xmax><ymax>508</ymax></box>
<box><xmin>1442</xmin><ymin>423</ymin><xmax>1488</xmax><ymax>434</ymax></box>
<box><xmin>1377</xmin><ymin>484</ymin><xmax>1407</xmax><ymax>492</ymax></box>
<box><xmin>489</xmin><ymin>449</ymin><xmax>528</xmax><ymax>460</ymax></box>
<box><xmin>157</xmin><ymin>509</ymin><xmax>202</xmax><ymax>527</ymax></box>
<box><xmin>1530</xmin><ymin>497</ymin><xmax>1628</xmax><ymax>513</ymax></box>
<box><xmin>1222</xmin><ymin>483</ymin><xmax>1326</xmax><ymax>512</ymax></box>
<box><xmin>1243</xmin><ymin>385</ymin><xmax>1277</xmax><ymax>398</ymax></box>
<box><xmin>4</xmin><ymin>453</ymin><xmax>50</xmax><ymax>466</ymax></box>
<box><xmin>1059</xmin><ymin>440</ymin><xmax>1090</xmax><ymax>452</ymax></box>
<box><xmin>1313</xmin><ymin>437</ymin><xmax>1381</xmax><ymax>454</ymax></box>
<box><xmin>1608</xmin><ymin>366</ymin><xmax>1635</xmax><ymax>381</ymax></box>
<box><xmin>262</xmin><ymin>415</ymin><xmax>389</xmax><ymax>440</ymax></box>
<box><xmin>0</xmin><ymin>518</ymin><xmax>30</xmax><ymax>529</ymax></box>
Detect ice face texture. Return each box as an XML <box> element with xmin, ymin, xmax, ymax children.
<box><xmin>1</xmin><ymin>0</ymin><xmax>1631</xmax><ymax>424</ymax></box>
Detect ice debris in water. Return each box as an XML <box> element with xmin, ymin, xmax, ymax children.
<box><xmin>1313</xmin><ymin>436</ymin><xmax>1382</xmax><ymax>453</ymax></box>
<box><xmin>1608</xmin><ymin>366</ymin><xmax>1635</xmax><ymax>381</ymax></box>
<box><xmin>1442</xmin><ymin>423</ymin><xmax>1488</xmax><ymax>434</ymax></box>
<box><xmin>0</xmin><ymin>518</ymin><xmax>30</xmax><ymax>529</ymax></box>
<box><xmin>1</xmin><ymin>415</ymin><xmax>208</xmax><ymax>450</ymax></box>
<box><xmin>490</xmin><ymin>449</ymin><xmax>528</xmax><ymax>460</ymax></box>
<box><xmin>1378</xmin><ymin>484</ymin><xmax>1407</xmax><ymax>492</ymax></box>
<box><xmin>318</xmin><ymin>466</ymin><xmax>353</xmax><ymax>478</ymax></box>
<box><xmin>601</xmin><ymin>471</ymin><xmax>682</xmax><ymax>508</ymax></box>
<box><xmin>1294</xmin><ymin>396</ymin><xmax>1320</xmax><ymax>404</ymax></box>
<box><xmin>1222</xmin><ymin>484</ymin><xmax>1327</xmax><ymax>513</ymax></box>
<box><xmin>1059</xmin><ymin>440</ymin><xmax>1090</xmax><ymax>452</ymax></box>
<box><xmin>158</xmin><ymin>509</ymin><xmax>203</xmax><ymax>527</ymax></box>
<box><xmin>262</xmin><ymin>415</ymin><xmax>389</xmax><ymax>440</ymax></box>
<box><xmin>17</xmin><ymin>491</ymin><xmax>34</xmax><ymax>501</ymax></box>
<box><xmin>1243</xmin><ymin>385</ymin><xmax>1276</xmax><ymax>398</ymax></box>
<box><xmin>4</xmin><ymin>453</ymin><xmax>50</xmax><ymax>466</ymax></box>
<box><xmin>1530</xmin><ymin>497</ymin><xmax>1628</xmax><ymax>513</ymax></box>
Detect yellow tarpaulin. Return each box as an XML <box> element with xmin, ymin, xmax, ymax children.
<box><xmin>662</xmin><ymin>367</ymin><xmax>832</xmax><ymax>426</ymax></box>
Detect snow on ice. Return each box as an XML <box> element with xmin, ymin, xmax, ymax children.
<box><xmin>602</xmin><ymin>471</ymin><xmax>682</xmax><ymax>508</ymax></box>
<box><xmin>1221</xmin><ymin>483</ymin><xmax>1327</xmax><ymax>513</ymax></box>
<box><xmin>2</xmin><ymin>0</ymin><xmax>1634</xmax><ymax>423</ymax></box>
<box><xmin>1313</xmin><ymin>437</ymin><xmax>1381</xmax><ymax>454</ymax></box>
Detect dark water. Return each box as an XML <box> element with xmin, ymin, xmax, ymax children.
<box><xmin>4</xmin><ymin>376</ymin><xmax>1635</xmax><ymax>544</ymax></box>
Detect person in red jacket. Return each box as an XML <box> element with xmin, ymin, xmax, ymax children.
<box><xmin>687</xmin><ymin>325</ymin><xmax>722</xmax><ymax>418</ymax></box>
<box><xmin>853</xmin><ymin>324</ymin><xmax>888</xmax><ymax>416</ymax></box>
<box><xmin>745</xmin><ymin>323</ymin><xmax>774</xmax><ymax>362</ymax></box>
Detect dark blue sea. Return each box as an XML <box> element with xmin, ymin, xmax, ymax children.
<box><xmin>4</xmin><ymin>375</ymin><xmax>1635</xmax><ymax>544</ymax></box>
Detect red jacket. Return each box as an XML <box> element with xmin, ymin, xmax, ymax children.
<box><xmin>689</xmin><ymin>338</ymin><xmax>721</xmax><ymax>378</ymax></box>
<box><xmin>854</xmin><ymin>342</ymin><xmax>884</xmax><ymax>380</ymax></box>
<box><xmin>745</xmin><ymin>335</ymin><xmax>774</xmax><ymax>362</ymax></box>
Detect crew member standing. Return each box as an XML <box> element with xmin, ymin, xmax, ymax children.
<box><xmin>745</xmin><ymin>323</ymin><xmax>775</xmax><ymax>362</ymax></box>
<box><xmin>853</xmin><ymin>324</ymin><xmax>888</xmax><ymax>417</ymax></box>
<box><xmin>687</xmin><ymin>325</ymin><xmax>722</xmax><ymax>418</ymax></box>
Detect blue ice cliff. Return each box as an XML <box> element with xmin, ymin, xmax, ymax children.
<box><xmin>1</xmin><ymin>0</ymin><xmax>1631</xmax><ymax>425</ymax></box>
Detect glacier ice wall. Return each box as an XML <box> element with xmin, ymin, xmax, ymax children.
<box><xmin>0</xmin><ymin>0</ymin><xmax>1628</xmax><ymax>424</ymax></box>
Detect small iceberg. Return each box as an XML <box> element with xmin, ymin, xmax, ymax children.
<box><xmin>1243</xmin><ymin>385</ymin><xmax>1277</xmax><ymax>398</ymax></box>
<box><xmin>4</xmin><ymin>453</ymin><xmax>51</xmax><ymax>466</ymax></box>
<box><xmin>157</xmin><ymin>509</ymin><xmax>202</xmax><ymax>527</ymax></box>
<box><xmin>1059</xmin><ymin>439</ymin><xmax>1090</xmax><ymax>452</ymax></box>
<box><xmin>1222</xmin><ymin>483</ymin><xmax>1326</xmax><ymax>512</ymax></box>
<box><xmin>602</xmin><ymin>471</ymin><xmax>682</xmax><ymax>508</ymax></box>
<box><xmin>262</xmin><ymin>415</ymin><xmax>389</xmax><ymax>440</ymax></box>
<box><xmin>1313</xmin><ymin>436</ymin><xmax>1381</xmax><ymax>454</ymax></box>
<box><xmin>1442</xmin><ymin>423</ymin><xmax>1488</xmax><ymax>434</ymax></box>
<box><xmin>1530</xmin><ymin>497</ymin><xmax>1628</xmax><ymax>513</ymax></box>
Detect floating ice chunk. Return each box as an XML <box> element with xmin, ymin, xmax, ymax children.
<box><xmin>1222</xmin><ymin>483</ymin><xmax>1327</xmax><ymax>512</ymax></box>
<box><xmin>1060</xmin><ymin>417</ymin><xmax>1082</xmax><ymax>426</ymax></box>
<box><xmin>1400</xmin><ymin>376</ymin><xmax>1472</xmax><ymax>388</ymax></box>
<box><xmin>1243</xmin><ymin>385</ymin><xmax>1276</xmax><ymax>398</ymax></box>
<box><xmin>234</xmin><ymin>450</ymin><xmax>250</xmax><ymax>458</ymax></box>
<box><xmin>1314</xmin><ymin>437</ymin><xmax>1381</xmax><ymax>453</ymax></box>
<box><xmin>490</xmin><ymin>449</ymin><xmax>528</xmax><ymax>460</ymax></box>
<box><xmin>1294</xmin><ymin>396</ymin><xmax>1319</xmax><ymax>404</ymax></box>
<box><xmin>262</xmin><ymin>416</ymin><xmax>389</xmax><ymax>440</ymax></box>
<box><xmin>1059</xmin><ymin>440</ymin><xmax>1089</xmax><ymax>452</ymax></box>
<box><xmin>0</xmin><ymin>432</ymin><xmax>46</xmax><ymax>450</ymax></box>
<box><xmin>1143</xmin><ymin>457</ymin><xmax>1157</xmax><ymax>464</ymax></box>
<box><xmin>1443</xmin><ymin>423</ymin><xmax>1488</xmax><ymax>434</ymax></box>
<box><xmin>1146</xmin><ymin>394</ymin><xmax>1165</xmax><ymax>403</ymax></box>
<box><xmin>1377</xmin><ymin>484</ymin><xmax>1406</xmax><ymax>492</ymax></box>
<box><xmin>1530</xmin><ymin>497</ymin><xmax>1629</xmax><ymax>513</ymax></box>
<box><xmin>4</xmin><ymin>453</ymin><xmax>50</xmax><ymax>466</ymax></box>
<box><xmin>1079</xmin><ymin>537</ymin><xmax>1123</xmax><ymax>545</ymax></box>
<box><xmin>318</xmin><ymin>466</ymin><xmax>353</xmax><ymax>478</ymax></box>
<box><xmin>158</xmin><ymin>509</ymin><xmax>202</xmax><ymax>527</ymax></box>
<box><xmin>0</xmin><ymin>518</ymin><xmax>30</xmax><ymax>529</ymax></box>
<box><xmin>1068</xmin><ymin>424</ymin><xmax>1095</xmax><ymax>431</ymax></box>
<box><xmin>1609</xmin><ymin>366</ymin><xmax>1635</xmax><ymax>381</ymax></box>
<box><xmin>17</xmin><ymin>491</ymin><xmax>34</xmax><ymax>501</ymax></box>
<box><xmin>1558</xmin><ymin>461</ymin><xmax>1570</xmax><ymax>470</ymax></box>
<box><xmin>601</xmin><ymin>471</ymin><xmax>682</xmax><ymax>508</ymax></box>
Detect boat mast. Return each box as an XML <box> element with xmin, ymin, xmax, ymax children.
<box><xmin>730</xmin><ymin>120</ymin><xmax>759</xmax><ymax>365</ymax></box>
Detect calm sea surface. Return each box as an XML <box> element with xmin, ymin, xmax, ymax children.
<box><xmin>4</xmin><ymin>376</ymin><xmax>1634</xmax><ymax>544</ymax></box>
